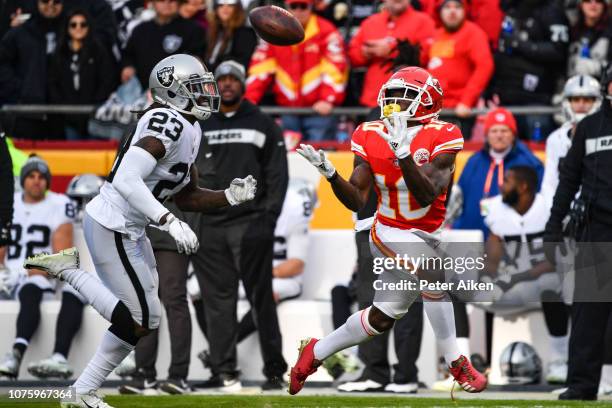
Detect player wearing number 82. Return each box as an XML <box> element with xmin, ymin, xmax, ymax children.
<box><xmin>293</xmin><ymin>66</ymin><xmax>486</xmax><ymax>395</ymax></box>
<box><xmin>23</xmin><ymin>54</ymin><xmax>258</xmax><ymax>408</ymax></box>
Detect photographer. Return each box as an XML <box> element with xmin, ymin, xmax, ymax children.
<box><xmin>545</xmin><ymin>64</ymin><xmax>612</xmax><ymax>401</ymax></box>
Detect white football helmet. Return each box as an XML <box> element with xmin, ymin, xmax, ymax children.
<box><xmin>561</xmin><ymin>74</ymin><xmax>601</xmax><ymax>124</ymax></box>
<box><xmin>149</xmin><ymin>54</ymin><xmax>220</xmax><ymax>120</ymax></box>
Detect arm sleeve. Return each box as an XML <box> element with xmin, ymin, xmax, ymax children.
<box><xmin>546</xmin><ymin>121</ymin><xmax>585</xmax><ymax>231</ymax></box>
<box><xmin>0</xmin><ymin>137</ymin><xmax>13</xmax><ymax>225</ymax></box>
<box><xmin>318</xmin><ymin>29</ymin><xmax>348</xmax><ymax>105</ymax></box>
<box><xmin>262</xmin><ymin>119</ymin><xmax>289</xmax><ymax>219</ymax></box>
<box><xmin>111</xmin><ymin>146</ymin><xmax>169</xmax><ymax>223</ymax></box>
<box><xmin>244</xmin><ymin>41</ymin><xmax>275</xmax><ymax>104</ymax></box>
<box><xmin>460</xmin><ymin>28</ymin><xmax>494</xmax><ymax>107</ymax></box>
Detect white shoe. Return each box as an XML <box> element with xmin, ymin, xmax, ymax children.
<box><xmin>23</xmin><ymin>247</ymin><xmax>79</xmax><ymax>280</ymax></box>
<box><xmin>337</xmin><ymin>379</ymin><xmax>384</xmax><ymax>392</ymax></box>
<box><xmin>546</xmin><ymin>360</ymin><xmax>568</xmax><ymax>384</ymax></box>
<box><xmin>384</xmin><ymin>382</ymin><xmax>418</xmax><ymax>393</ymax></box>
<box><xmin>28</xmin><ymin>353</ymin><xmax>73</xmax><ymax>379</ymax></box>
<box><xmin>0</xmin><ymin>351</ymin><xmax>20</xmax><ymax>379</ymax></box>
<box><xmin>114</xmin><ymin>350</ymin><xmax>136</xmax><ymax>378</ymax></box>
<box><xmin>599</xmin><ymin>384</ymin><xmax>612</xmax><ymax>396</ymax></box>
<box><xmin>552</xmin><ymin>387</ymin><xmax>567</xmax><ymax>394</ymax></box>
<box><xmin>61</xmin><ymin>391</ymin><xmax>114</xmax><ymax>408</ymax></box>
<box><xmin>431</xmin><ymin>376</ymin><xmax>461</xmax><ymax>392</ymax></box>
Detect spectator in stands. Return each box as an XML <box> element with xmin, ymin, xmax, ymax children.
<box><xmin>490</xmin><ymin>0</ymin><xmax>569</xmax><ymax>139</ymax></box>
<box><xmin>180</xmin><ymin>0</ymin><xmax>207</xmax><ymax>31</ymax></box>
<box><xmin>121</xmin><ymin>0</ymin><xmax>206</xmax><ymax>88</ymax></box>
<box><xmin>49</xmin><ymin>9</ymin><xmax>115</xmax><ymax>139</ymax></box>
<box><xmin>205</xmin><ymin>0</ymin><xmax>256</xmax><ymax>72</ymax></box>
<box><xmin>245</xmin><ymin>0</ymin><xmax>348</xmax><ymax>141</ymax></box>
<box><xmin>427</xmin><ymin>0</ymin><xmax>493</xmax><ymax>137</ymax></box>
<box><xmin>316</xmin><ymin>0</ymin><xmax>376</xmax><ymax>40</ymax></box>
<box><xmin>0</xmin><ymin>0</ymin><xmax>65</xmax><ymax>139</ymax></box>
<box><xmin>454</xmin><ymin>108</ymin><xmax>544</xmax><ymax>236</ymax></box>
<box><xmin>567</xmin><ymin>0</ymin><xmax>612</xmax><ymax>78</ymax></box>
<box><xmin>348</xmin><ymin>0</ymin><xmax>435</xmax><ymax>109</ymax></box>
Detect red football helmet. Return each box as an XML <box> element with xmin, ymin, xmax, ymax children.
<box><xmin>377</xmin><ymin>66</ymin><xmax>444</xmax><ymax>124</ymax></box>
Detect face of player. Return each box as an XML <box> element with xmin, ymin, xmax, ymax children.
<box><xmin>154</xmin><ymin>0</ymin><xmax>179</xmax><ymax>19</ymax></box>
<box><xmin>384</xmin><ymin>0</ymin><xmax>410</xmax><ymax>17</ymax></box>
<box><xmin>23</xmin><ymin>171</ymin><xmax>48</xmax><ymax>202</ymax></box>
<box><xmin>581</xmin><ymin>0</ymin><xmax>605</xmax><ymax>24</ymax></box>
<box><xmin>440</xmin><ymin>1</ymin><xmax>465</xmax><ymax>31</ymax></box>
<box><xmin>288</xmin><ymin>2</ymin><xmax>312</xmax><ymax>26</ymax></box>
<box><xmin>487</xmin><ymin>124</ymin><xmax>514</xmax><ymax>153</ymax></box>
<box><xmin>216</xmin><ymin>4</ymin><xmax>235</xmax><ymax>24</ymax></box>
<box><xmin>569</xmin><ymin>96</ymin><xmax>597</xmax><ymax>115</ymax></box>
<box><xmin>217</xmin><ymin>74</ymin><xmax>243</xmax><ymax>106</ymax></box>
<box><xmin>501</xmin><ymin>170</ymin><xmax>520</xmax><ymax>206</ymax></box>
<box><xmin>38</xmin><ymin>0</ymin><xmax>63</xmax><ymax>19</ymax></box>
<box><xmin>68</xmin><ymin>14</ymin><xmax>89</xmax><ymax>42</ymax></box>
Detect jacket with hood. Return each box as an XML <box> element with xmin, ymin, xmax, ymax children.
<box><xmin>454</xmin><ymin>140</ymin><xmax>544</xmax><ymax>236</ymax></box>
<box><xmin>0</xmin><ymin>10</ymin><xmax>63</xmax><ymax>104</ymax></box>
<box><xmin>195</xmin><ymin>99</ymin><xmax>288</xmax><ymax>226</ymax></box>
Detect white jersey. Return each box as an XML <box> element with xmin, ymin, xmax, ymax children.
<box><xmin>541</xmin><ymin>122</ymin><xmax>573</xmax><ymax>207</ymax></box>
<box><xmin>6</xmin><ymin>192</ymin><xmax>75</xmax><ymax>275</ymax></box>
<box><xmin>485</xmin><ymin>194</ymin><xmax>549</xmax><ymax>274</ymax></box>
<box><xmin>273</xmin><ymin>186</ymin><xmax>313</xmax><ymax>268</ymax></box>
<box><xmin>87</xmin><ymin>107</ymin><xmax>202</xmax><ymax>239</ymax></box>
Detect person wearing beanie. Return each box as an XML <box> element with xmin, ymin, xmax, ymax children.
<box><xmin>454</xmin><ymin>108</ymin><xmax>543</xmax><ymax>236</ymax></box>
<box><xmin>0</xmin><ymin>154</ymin><xmax>86</xmax><ymax>382</ymax></box>
<box><xmin>193</xmin><ymin>60</ymin><xmax>289</xmax><ymax>391</ymax></box>
<box><xmin>426</xmin><ymin>0</ymin><xmax>493</xmax><ymax>138</ymax></box>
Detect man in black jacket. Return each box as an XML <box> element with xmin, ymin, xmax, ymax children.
<box><xmin>492</xmin><ymin>0</ymin><xmax>569</xmax><ymax>138</ymax></box>
<box><xmin>0</xmin><ymin>0</ymin><xmax>64</xmax><ymax>139</ymax></box>
<box><xmin>192</xmin><ymin>60</ymin><xmax>289</xmax><ymax>390</ymax></box>
<box><xmin>544</xmin><ymin>64</ymin><xmax>612</xmax><ymax>401</ymax></box>
<box><xmin>0</xmin><ymin>131</ymin><xmax>13</xmax><ymax>247</ymax></box>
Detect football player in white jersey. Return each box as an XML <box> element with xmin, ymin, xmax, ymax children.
<box><xmin>24</xmin><ymin>54</ymin><xmax>257</xmax><ymax>408</ymax></box>
<box><xmin>542</xmin><ymin>75</ymin><xmax>601</xmax><ymax>205</ymax></box>
<box><xmin>483</xmin><ymin>166</ymin><xmax>570</xmax><ymax>384</ymax></box>
<box><xmin>0</xmin><ymin>156</ymin><xmax>85</xmax><ymax>380</ymax></box>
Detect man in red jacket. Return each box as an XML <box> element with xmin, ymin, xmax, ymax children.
<box><xmin>245</xmin><ymin>0</ymin><xmax>348</xmax><ymax>141</ymax></box>
<box><xmin>426</xmin><ymin>0</ymin><xmax>493</xmax><ymax>136</ymax></box>
<box><xmin>348</xmin><ymin>0</ymin><xmax>435</xmax><ymax>108</ymax></box>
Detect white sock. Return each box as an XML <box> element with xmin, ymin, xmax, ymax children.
<box><xmin>601</xmin><ymin>364</ymin><xmax>612</xmax><ymax>387</ymax></box>
<box><xmin>457</xmin><ymin>337</ymin><xmax>470</xmax><ymax>357</ymax></box>
<box><xmin>63</xmin><ymin>268</ymin><xmax>118</xmax><ymax>321</ymax></box>
<box><xmin>313</xmin><ymin>307</ymin><xmax>381</xmax><ymax>361</ymax></box>
<box><xmin>73</xmin><ymin>330</ymin><xmax>134</xmax><ymax>394</ymax></box>
<box><xmin>548</xmin><ymin>334</ymin><xmax>569</xmax><ymax>362</ymax></box>
<box><xmin>424</xmin><ymin>300</ymin><xmax>461</xmax><ymax>365</ymax></box>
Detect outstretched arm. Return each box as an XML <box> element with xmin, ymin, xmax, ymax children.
<box><xmin>174</xmin><ymin>165</ymin><xmax>231</xmax><ymax>212</ymax></box>
<box><xmin>398</xmin><ymin>152</ymin><xmax>455</xmax><ymax>207</ymax></box>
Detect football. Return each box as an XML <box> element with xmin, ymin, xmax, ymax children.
<box><xmin>249</xmin><ymin>5</ymin><xmax>305</xmax><ymax>46</ymax></box>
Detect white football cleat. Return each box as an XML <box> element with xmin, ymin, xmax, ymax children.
<box><xmin>114</xmin><ymin>350</ymin><xmax>136</xmax><ymax>378</ymax></box>
<box><xmin>337</xmin><ymin>378</ymin><xmax>384</xmax><ymax>392</ymax></box>
<box><xmin>23</xmin><ymin>247</ymin><xmax>79</xmax><ymax>280</ymax></box>
<box><xmin>61</xmin><ymin>391</ymin><xmax>114</xmax><ymax>408</ymax></box>
<box><xmin>384</xmin><ymin>382</ymin><xmax>418</xmax><ymax>393</ymax></box>
<box><xmin>0</xmin><ymin>351</ymin><xmax>20</xmax><ymax>379</ymax></box>
<box><xmin>28</xmin><ymin>353</ymin><xmax>73</xmax><ymax>379</ymax></box>
<box><xmin>546</xmin><ymin>360</ymin><xmax>568</xmax><ymax>384</ymax></box>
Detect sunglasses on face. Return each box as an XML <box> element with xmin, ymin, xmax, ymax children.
<box><xmin>582</xmin><ymin>0</ymin><xmax>605</xmax><ymax>4</ymax></box>
<box><xmin>155</xmin><ymin>0</ymin><xmax>178</xmax><ymax>3</ymax></box>
<box><xmin>69</xmin><ymin>21</ymin><xmax>88</xmax><ymax>29</ymax></box>
<box><xmin>39</xmin><ymin>0</ymin><xmax>62</xmax><ymax>4</ymax></box>
<box><xmin>288</xmin><ymin>2</ymin><xmax>309</xmax><ymax>10</ymax></box>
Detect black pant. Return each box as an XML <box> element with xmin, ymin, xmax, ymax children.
<box><xmin>192</xmin><ymin>218</ymin><xmax>287</xmax><ymax>379</ymax></box>
<box><xmin>135</xmin><ymin>250</ymin><xmax>191</xmax><ymax>380</ymax></box>
<box><xmin>355</xmin><ymin>230</ymin><xmax>423</xmax><ymax>384</ymax></box>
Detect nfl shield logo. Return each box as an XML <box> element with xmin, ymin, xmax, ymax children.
<box><xmin>157</xmin><ymin>66</ymin><xmax>175</xmax><ymax>87</ymax></box>
<box><xmin>163</xmin><ymin>35</ymin><xmax>183</xmax><ymax>53</ymax></box>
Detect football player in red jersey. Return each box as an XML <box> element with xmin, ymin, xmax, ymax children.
<box><xmin>290</xmin><ymin>67</ymin><xmax>487</xmax><ymax>395</ymax></box>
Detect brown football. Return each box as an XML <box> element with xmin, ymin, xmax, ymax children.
<box><xmin>249</xmin><ymin>5</ymin><xmax>305</xmax><ymax>46</ymax></box>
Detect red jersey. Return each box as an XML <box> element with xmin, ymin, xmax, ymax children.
<box><xmin>351</xmin><ymin>119</ymin><xmax>463</xmax><ymax>232</ymax></box>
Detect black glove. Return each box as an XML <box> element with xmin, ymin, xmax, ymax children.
<box><xmin>0</xmin><ymin>220</ymin><xmax>10</xmax><ymax>246</ymax></box>
<box><xmin>543</xmin><ymin>223</ymin><xmax>567</xmax><ymax>265</ymax></box>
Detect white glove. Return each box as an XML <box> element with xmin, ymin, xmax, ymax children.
<box><xmin>0</xmin><ymin>264</ymin><xmax>17</xmax><ymax>298</ymax></box>
<box><xmin>296</xmin><ymin>144</ymin><xmax>336</xmax><ymax>179</ymax></box>
<box><xmin>158</xmin><ymin>213</ymin><xmax>199</xmax><ymax>255</ymax></box>
<box><xmin>225</xmin><ymin>175</ymin><xmax>257</xmax><ymax>206</ymax></box>
<box><xmin>373</xmin><ymin>114</ymin><xmax>422</xmax><ymax>159</ymax></box>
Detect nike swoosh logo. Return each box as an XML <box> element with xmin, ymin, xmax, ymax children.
<box><xmin>144</xmin><ymin>380</ymin><xmax>157</xmax><ymax>388</ymax></box>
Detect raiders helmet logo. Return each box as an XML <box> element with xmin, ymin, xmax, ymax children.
<box><xmin>413</xmin><ymin>148</ymin><xmax>430</xmax><ymax>165</ymax></box>
<box><xmin>157</xmin><ymin>66</ymin><xmax>174</xmax><ymax>88</ymax></box>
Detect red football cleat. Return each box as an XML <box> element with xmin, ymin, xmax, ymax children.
<box><xmin>288</xmin><ymin>338</ymin><xmax>321</xmax><ymax>395</ymax></box>
<box><xmin>448</xmin><ymin>355</ymin><xmax>487</xmax><ymax>393</ymax></box>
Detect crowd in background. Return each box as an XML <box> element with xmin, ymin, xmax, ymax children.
<box><xmin>0</xmin><ymin>0</ymin><xmax>610</xmax><ymax>142</ymax></box>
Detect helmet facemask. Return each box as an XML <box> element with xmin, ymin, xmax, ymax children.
<box><xmin>175</xmin><ymin>72</ymin><xmax>220</xmax><ymax>120</ymax></box>
<box><xmin>377</xmin><ymin>78</ymin><xmax>439</xmax><ymax>124</ymax></box>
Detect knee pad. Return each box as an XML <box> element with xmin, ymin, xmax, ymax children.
<box><xmin>109</xmin><ymin>301</ymin><xmax>138</xmax><ymax>345</ymax></box>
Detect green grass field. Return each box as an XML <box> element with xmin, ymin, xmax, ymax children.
<box><xmin>1</xmin><ymin>395</ymin><xmax>612</xmax><ymax>408</ymax></box>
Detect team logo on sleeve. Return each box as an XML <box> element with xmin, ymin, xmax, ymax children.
<box><xmin>413</xmin><ymin>148</ymin><xmax>430</xmax><ymax>165</ymax></box>
<box><xmin>157</xmin><ymin>66</ymin><xmax>175</xmax><ymax>87</ymax></box>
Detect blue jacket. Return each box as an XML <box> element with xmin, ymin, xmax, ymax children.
<box><xmin>454</xmin><ymin>141</ymin><xmax>544</xmax><ymax>236</ymax></box>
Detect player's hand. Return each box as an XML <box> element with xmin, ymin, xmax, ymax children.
<box><xmin>374</xmin><ymin>114</ymin><xmax>422</xmax><ymax>159</ymax></box>
<box><xmin>225</xmin><ymin>175</ymin><xmax>257</xmax><ymax>205</ymax></box>
<box><xmin>159</xmin><ymin>213</ymin><xmax>199</xmax><ymax>255</ymax></box>
<box><xmin>0</xmin><ymin>264</ymin><xmax>17</xmax><ymax>297</ymax></box>
<box><xmin>543</xmin><ymin>228</ymin><xmax>566</xmax><ymax>265</ymax></box>
<box><xmin>296</xmin><ymin>144</ymin><xmax>336</xmax><ymax>179</ymax></box>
